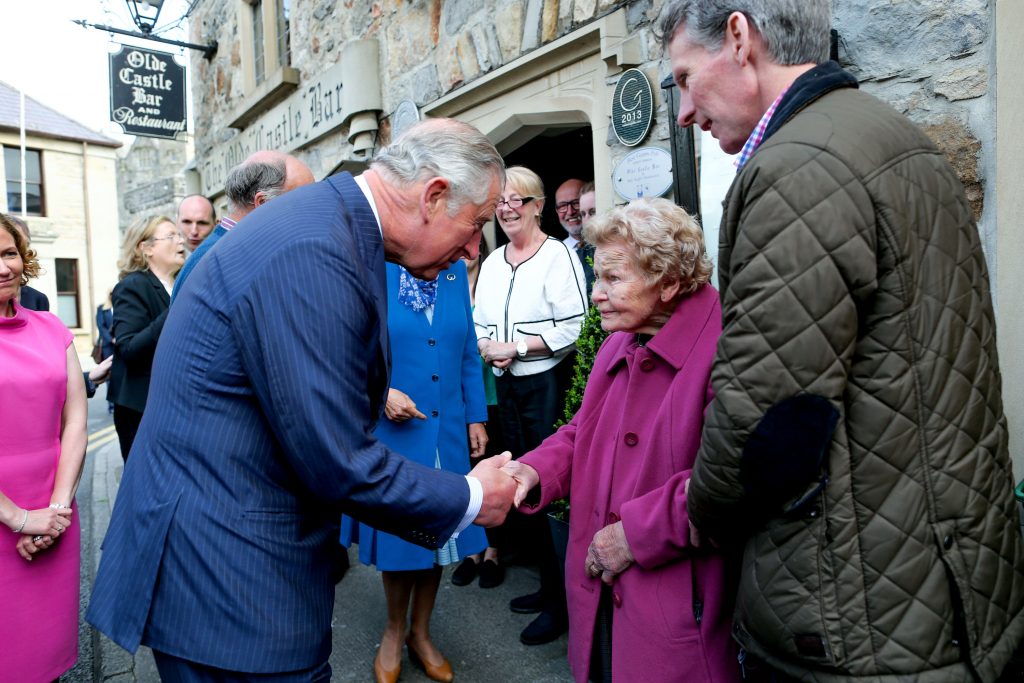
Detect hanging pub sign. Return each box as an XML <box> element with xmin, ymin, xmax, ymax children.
<box><xmin>109</xmin><ymin>45</ymin><xmax>187</xmax><ymax>139</ymax></box>
<box><xmin>611</xmin><ymin>68</ymin><xmax>654</xmax><ymax>147</ymax></box>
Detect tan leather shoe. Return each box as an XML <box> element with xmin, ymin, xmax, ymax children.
<box><xmin>406</xmin><ymin>637</ymin><xmax>454</xmax><ymax>683</ymax></box>
<box><xmin>374</xmin><ymin>649</ymin><xmax>400</xmax><ymax>683</ymax></box>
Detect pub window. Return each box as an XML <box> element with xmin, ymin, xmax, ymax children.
<box><xmin>252</xmin><ymin>0</ymin><xmax>265</xmax><ymax>85</ymax></box>
<box><xmin>3</xmin><ymin>146</ymin><xmax>44</xmax><ymax>216</ymax></box>
<box><xmin>55</xmin><ymin>258</ymin><xmax>80</xmax><ymax>329</ymax></box>
<box><xmin>245</xmin><ymin>0</ymin><xmax>290</xmax><ymax>88</ymax></box>
<box><xmin>276</xmin><ymin>0</ymin><xmax>291</xmax><ymax>71</ymax></box>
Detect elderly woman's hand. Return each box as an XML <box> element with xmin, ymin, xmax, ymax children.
<box><xmin>586</xmin><ymin>521</ymin><xmax>635</xmax><ymax>585</ymax></box>
<box><xmin>501</xmin><ymin>460</ymin><xmax>540</xmax><ymax>507</ymax></box>
<box><xmin>384</xmin><ymin>388</ymin><xmax>426</xmax><ymax>423</ymax></box>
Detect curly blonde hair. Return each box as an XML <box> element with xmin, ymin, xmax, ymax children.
<box><xmin>117</xmin><ymin>215</ymin><xmax>174</xmax><ymax>280</ymax></box>
<box><xmin>582</xmin><ymin>197</ymin><xmax>712</xmax><ymax>296</ymax></box>
<box><xmin>0</xmin><ymin>213</ymin><xmax>41</xmax><ymax>285</ymax></box>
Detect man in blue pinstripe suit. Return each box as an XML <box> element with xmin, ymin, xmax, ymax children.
<box><xmin>87</xmin><ymin>119</ymin><xmax>516</xmax><ymax>682</ymax></box>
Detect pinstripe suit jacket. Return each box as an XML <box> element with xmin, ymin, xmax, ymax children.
<box><xmin>86</xmin><ymin>173</ymin><xmax>471</xmax><ymax>672</ymax></box>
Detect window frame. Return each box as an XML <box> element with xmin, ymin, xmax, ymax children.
<box><xmin>54</xmin><ymin>257</ymin><xmax>81</xmax><ymax>329</ymax></box>
<box><xmin>3</xmin><ymin>145</ymin><xmax>46</xmax><ymax>217</ymax></box>
<box><xmin>232</xmin><ymin>0</ymin><xmax>299</xmax><ymax>128</ymax></box>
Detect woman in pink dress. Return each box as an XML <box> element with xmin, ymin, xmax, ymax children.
<box><xmin>0</xmin><ymin>214</ymin><xmax>89</xmax><ymax>682</ymax></box>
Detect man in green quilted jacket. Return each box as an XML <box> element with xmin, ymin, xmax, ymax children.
<box><xmin>661</xmin><ymin>1</ymin><xmax>1024</xmax><ymax>680</ymax></box>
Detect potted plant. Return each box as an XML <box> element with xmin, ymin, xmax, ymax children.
<box><xmin>548</xmin><ymin>297</ymin><xmax>609</xmax><ymax>571</ymax></box>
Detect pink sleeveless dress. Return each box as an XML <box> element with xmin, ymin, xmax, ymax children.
<box><xmin>0</xmin><ymin>301</ymin><xmax>80</xmax><ymax>682</ymax></box>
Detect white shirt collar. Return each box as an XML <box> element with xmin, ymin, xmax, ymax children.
<box><xmin>354</xmin><ymin>173</ymin><xmax>383</xmax><ymax>238</ymax></box>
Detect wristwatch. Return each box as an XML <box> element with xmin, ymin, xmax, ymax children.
<box><xmin>516</xmin><ymin>339</ymin><xmax>528</xmax><ymax>359</ymax></box>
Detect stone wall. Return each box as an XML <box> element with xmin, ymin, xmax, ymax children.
<box><xmin>116</xmin><ymin>136</ymin><xmax>193</xmax><ymax>232</ymax></box>
<box><xmin>188</xmin><ymin>0</ymin><xmax>994</xmax><ymax>267</ymax></box>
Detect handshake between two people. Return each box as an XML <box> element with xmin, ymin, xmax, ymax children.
<box><xmin>467</xmin><ymin>452</ymin><xmax>541</xmax><ymax>527</ymax></box>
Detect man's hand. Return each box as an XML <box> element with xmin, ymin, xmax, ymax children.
<box><xmin>468</xmin><ymin>422</ymin><xmax>488</xmax><ymax>457</ymax></box>
<box><xmin>683</xmin><ymin>477</ymin><xmax>715</xmax><ymax>548</ymax></box>
<box><xmin>469</xmin><ymin>452</ymin><xmax>516</xmax><ymax>527</ymax></box>
<box><xmin>384</xmin><ymin>388</ymin><xmax>427</xmax><ymax>423</ymax></box>
<box><xmin>89</xmin><ymin>355</ymin><xmax>113</xmax><ymax>385</ymax></box>
<box><xmin>501</xmin><ymin>459</ymin><xmax>540</xmax><ymax>508</ymax></box>
<box><xmin>585</xmin><ymin>521</ymin><xmax>635</xmax><ymax>585</ymax></box>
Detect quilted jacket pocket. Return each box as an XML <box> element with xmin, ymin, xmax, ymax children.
<box><xmin>737</xmin><ymin>510</ymin><xmax>843</xmax><ymax>666</ymax></box>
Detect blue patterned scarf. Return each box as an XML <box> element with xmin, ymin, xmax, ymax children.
<box><xmin>397</xmin><ymin>266</ymin><xmax>438</xmax><ymax>312</ymax></box>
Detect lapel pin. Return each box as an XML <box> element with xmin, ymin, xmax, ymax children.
<box><xmin>446</xmin><ymin>273</ymin><xmax>456</xmax><ymax>281</ymax></box>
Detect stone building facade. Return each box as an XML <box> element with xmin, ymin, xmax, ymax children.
<box><xmin>183</xmin><ymin>0</ymin><xmax>1024</xmax><ymax>469</ymax></box>
<box><xmin>116</xmin><ymin>135</ymin><xmax>196</xmax><ymax>235</ymax></box>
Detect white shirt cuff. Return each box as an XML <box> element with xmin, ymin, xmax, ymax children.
<box><xmin>454</xmin><ymin>475</ymin><xmax>483</xmax><ymax>538</ymax></box>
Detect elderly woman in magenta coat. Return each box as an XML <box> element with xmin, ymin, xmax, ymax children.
<box><xmin>504</xmin><ymin>198</ymin><xmax>740</xmax><ymax>683</ymax></box>
<box><xmin>341</xmin><ymin>259</ymin><xmax>488</xmax><ymax>683</ymax></box>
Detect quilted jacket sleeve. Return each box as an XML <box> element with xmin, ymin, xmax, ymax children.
<box><xmin>687</xmin><ymin>143</ymin><xmax>878</xmax><ymax>540</ymax></box>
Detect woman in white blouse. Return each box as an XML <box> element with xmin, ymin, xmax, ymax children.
<box><xmin>471</xmin><ymin>166</ymin><xmax>587</xmax><ymax>645</ymax></box>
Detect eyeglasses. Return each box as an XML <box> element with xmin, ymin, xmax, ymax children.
<box><xmin>149</xmin><ymin>232</ymin><xmax>185</xmax><ymax>243</ymax></box>
<box><xmin>496</xmin><ymin>196</ymin><xmax>536</xmax><ymax>209</ymax></box>
<box><xmin>555</xmin><ymin>200</ymin><xmax>580</xmax><ymax>213</ymax></box>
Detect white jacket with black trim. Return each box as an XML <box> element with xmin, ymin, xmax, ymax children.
<box><xmin>473</xmin><ymin>237</ymin><xmax>587</xmax><ymax>377</ymax></box>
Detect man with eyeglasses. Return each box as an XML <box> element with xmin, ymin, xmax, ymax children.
<box><xmin>554</xmin><ymin>178</ymin><xmax>585</xmax><ymax>249</ymax></box>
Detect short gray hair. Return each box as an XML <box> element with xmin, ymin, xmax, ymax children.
<box><xmin>371</xmin><ymin>118</ymin><xmax>506</xmax><ymax>214</ymax></box>
<box><xmin>658</xmin><ymin>0</ymin><xmax>830</xmax><ymax>65</ymax></box>
<box><xmin>224</xmin><ymin>159</ymin><xmax>287</xmax><ymax>214</ymax></box>
<box><xmin>583</xmin><ymin>197</ymin><xmax>712</xmax><ymax>296</ymax></box>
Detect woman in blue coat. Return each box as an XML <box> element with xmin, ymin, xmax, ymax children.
<box><xmin>341</xmin><ymin>260</ymin><xmax>488</xmax><ymax>683</ymax></box>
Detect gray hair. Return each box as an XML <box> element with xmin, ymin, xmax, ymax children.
<box><xmin>584</xmin><ymin>197</ymin><xmax>712</xmax><ymax>296</ymax></box>
<box><xmin>658</xmin><ymin>0</ymin><xmax>830</xmax><ymax>65</ymax></box>
<box><xmin>371</xmin><ymin>118</ymin><xmax>506</xmax><ymax>215</ymax></box>
<box><xmin>224</xmin><ymin>159</ymin><xmax>287</xmax><ymax>214</ymax></box>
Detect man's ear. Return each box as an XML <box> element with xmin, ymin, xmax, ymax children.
<box><xmin>726</xmin><ymin>11</ymin><xmax>753</xmax><ymax>66</ymax></box>
<box><xmin>252</xmin><ymin>191</ymin><xmax>268</xmax><ymax>208</ymax></box>
<box><xmin>420</xmin><ymin>177</ymin><xmax>451</xmax><ymax>218</ymax></box>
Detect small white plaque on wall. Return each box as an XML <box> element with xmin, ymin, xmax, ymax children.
<box><xmin>612</xmin><ymin>147</ymin><xmax>673</xmax><ymax>201</ymax></box>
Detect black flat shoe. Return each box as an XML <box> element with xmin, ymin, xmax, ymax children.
<box><xmin>519</xmin><ymin>611</ymin><xmax>568</xmax><ymax>646</ymax></box>
<box><xmin>451</xmin><ymin>558</ymin><xmax>479</xmax><ymax>586</ymax></box>
<box><xmin>509</xmin><ymin>590</ymin><xmax>543</xmax><ymax>614</ymax></box>
<box><xmin>477</xmin><ymin>559</ymin><xmax>505</xmax><ymax>588</ymax></box>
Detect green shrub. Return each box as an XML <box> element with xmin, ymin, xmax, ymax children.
<box><xmin>550</xmin><ymin>299</ymin><xmax>609</xmax><ymax>521</ymax></box>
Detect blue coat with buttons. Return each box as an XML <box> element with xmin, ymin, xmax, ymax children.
<box><xmin>340</xmin><ymin>260</ymin><xmax>488</xmax><ymax>570</ymax></box>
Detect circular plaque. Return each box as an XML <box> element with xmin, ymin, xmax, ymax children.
<box><xmin>612</xmin><ymin>147</ymin><xmax>674</xmax><ymax>201</ymax></box>
<box><xmin>611</xmin><ymin>68</ymin><xmax>654</xmax><ymax>147</ymax></box>
<box><xmin>390</xmin><ymin>100</ymin><xmax>421</xmax><ymax>140</ymax></box>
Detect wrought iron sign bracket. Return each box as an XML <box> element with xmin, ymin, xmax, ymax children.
<box><xmin>73</xmin><ymin>19</ymin><xmax>218</xmax><ymax>60</ymax></box>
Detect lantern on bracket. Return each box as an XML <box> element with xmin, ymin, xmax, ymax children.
<box><xmin>125</xmin><ymin>0</ymin><xmax>164</xmax><ymax>34</ymax></box>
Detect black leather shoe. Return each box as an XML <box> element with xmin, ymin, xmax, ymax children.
<box><xmin>451</xmin><ymin>558</ymin><xmax>479</xmax><ymax>586</ymax></box>
<box><xmin>478</xmin><ymin>559</ymin><xmax>505</xmax><ymax>588</ymax></box>
<box><xmin>520</xmin><ymin>611</ymin><xmax>568</xmax><ymax>645</ymax></box>
<box><xmin>509</xmin><ymin>591</ymin><xmax>543</xmax><ymax>614</ymax></box>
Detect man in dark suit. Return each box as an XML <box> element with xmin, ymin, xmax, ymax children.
<box><xmin>171</xmin><ymin>150</ymin><xmax>314</xmax><ymax>301</ymax></box>
<box><xmin>8</xmin><ymin>215</ymin><xmax>49</xmax><ymax>311</ymax></box>
<box><xmin>87</xmin><ymin>118</ymin><xmax>516</xmax><ymax>681</ymax></box>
